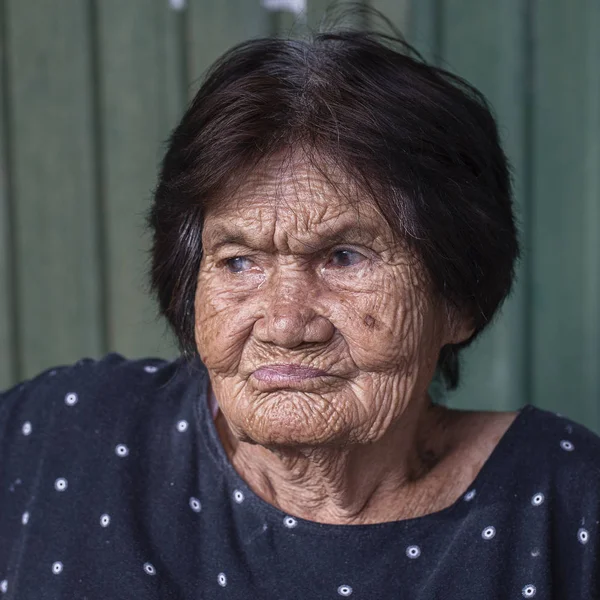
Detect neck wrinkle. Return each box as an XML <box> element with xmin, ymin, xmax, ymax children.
<box><xmin>212</xmin><ymin>387</ymin><xmax>453</xmax><ymax>525</ymax></box>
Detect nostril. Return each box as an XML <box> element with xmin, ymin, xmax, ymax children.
<box><xmin>306</xmin><ymin>316</ymin><xmax>335</xmax><ymax>344</ymax></box>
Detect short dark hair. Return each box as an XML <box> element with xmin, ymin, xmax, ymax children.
<box><xmin>149</xmin><ymin>26</ymin><xmax>519</xmax><ymax>390</ymax></box>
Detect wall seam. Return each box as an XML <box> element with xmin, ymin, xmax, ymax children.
<box><xmin>88</xmin><ymin>0</ymin><xmax>109</xmax><ymax>355</ymax></box>
<box><xmin>1</xmin><ymin>0</ymin><xmax>21</xmax><ymax>381</ymax></box>
<box><xmin>583</xmin><ymin>0</ymin><xmax>600</xmax><ymax>426</ymax></box>
<box><xmin>522</xmin><ymin>0</ymin><xmax>535</xmax><ymax>406</ymax></box>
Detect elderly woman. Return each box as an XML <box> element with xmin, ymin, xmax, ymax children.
<box><xmin>1</xmin><ymin>23</ymin><xmax>599</xmax><ymax>600</ymax></box>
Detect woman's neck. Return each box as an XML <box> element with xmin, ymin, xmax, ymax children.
<box><xmin>213</xmin><ymin>393</ymin><xmax>461</xmax><ymax>525</ymax></box>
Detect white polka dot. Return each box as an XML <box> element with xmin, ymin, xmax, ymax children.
<box><xmin>52</xmin><ymin>561</ymin><xmax>63</xmax><ymax>574</ymax></box>
<box><xmin>176</xmin><ymin>420</ymin><xmax>189</xmax><ymax>432</ymax></box>
<box><xmin>337</xmin><ymin>584</ymin><xmax>353</xmax><ymax>596</ymax></box>
<box><xmin>189</xmin><ymin>497</ymin><xmax>202</xmax><ymax>513</ymax></box>
<box><xmin>144</xmin><ymin>365</ymin><xmax>158</xmax><ymax>373</ymax></box>
<box><xmin>21</xmin><ymin>511</ymin><xmax>29</xmax><ymax>525</ymax></box>
<box><xmin>64</xmin><ymin>392</ymin><xmax>78</xmax><ymax>406</ymax></box>
<box><xmin>560</xmin><ymin>439</ymin><xmax>574</xmax><ymax>451</ymax></box>
<box><xmin>54</xmin><ymin>477</ymin><xmax>68</xmax><ymax>492</ymax></box>
<box><xmin>218</xmin><ymin>572</ymin><xmax>227</xmax><ymax>587</ymax></box>
<box><xmin>464</xmin><ymin>489</ymin><xmax>476</xmax><ymax>501</ymax></box>
<box><xmin>522</xmin><ymin>583</ymin><xmax>536</xmax><ymax>597</ymax></box>
<box><xmin>0</xmin><ymin>579</ymin><xmax>7</xmax><ymax>593</ymax></box>
<box><xmin>49</xmin><ymin>370</ymin><xmax>57</xmax><ymax>376</ymax></box>
<box><xmin>406</xmin><ymin>545</ymin><xmax>421</xmax><ymax>559</ymax></box>
<box><xmin>578</xmin><ymin>528</ymin><xmax>589</xmax><ymax>545</ymax></box>
<box><xmin>233</xmin><ymin>489</ymin><xmax>244</xmax><ymax>504</ymax></box>
<box><xmin>530</xmin><ymin>547</ymin><xmax>540</xmax><ymax>557</ymax></box>
<box><xmin>100</xmin><ymin>513</ymin><xmax>111</xmax><ymax>527</ymax></box>
<box><xmin>143</xmin><ymin>562</ymin><xmax>156</xmax><ymax>576</ymax></box>
<box><xmin>482</xmin><ymin>526</ymin><xmax>496</xmax><ymax>540</ymax></box>
<box><xmin>531</xmin><ymin>492</ymin><xmax>544</xmax><ymax>506</ymax></box>
<box><xmin>115</xmin><ymin>444</ymin><xmax>129</xmax><ymax>457</ymax></box>
<box><xmin>283</xmin><ymin>516</ymin><xmax>298</xmax><ymax>529</ymax></box>
<box><xmin>8</xmin><ymin>478</ymin><xmax>21</xmax><ymax>492</ymax></box>
<box><xmin>21</xmin><ymin>421</ymin><xmax>32</xmax><ymax>436</ymax></box>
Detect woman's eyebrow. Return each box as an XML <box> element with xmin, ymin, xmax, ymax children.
<box><xmin>204</xmin><ymin>228</ymin><xmax>257</xmax><ymax>251</ymax></box>
<box><xmin>205</xmin><ymin>223</ymin><xmax>383</xmax><ymax>252</ymax></box>
<box><xmin>324</xmin><ymin>224</ymin><xmax>380</xmax><ymax>245</ymax></box>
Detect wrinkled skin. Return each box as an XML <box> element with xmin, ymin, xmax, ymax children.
<box><xmin>195</xmin><ymin>155</ymin><xmax>514</xmax><ymax>525</ymax></box>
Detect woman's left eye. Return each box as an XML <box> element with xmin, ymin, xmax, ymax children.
<box><xmin>225</xmin><ymin>256</ymin><xmax>254</xmax><ymax>273</ymax></box>
<box><xmin>329</xmin><ymin>249</ymin><xmax>365</xmax><ymax>267</ymax></box>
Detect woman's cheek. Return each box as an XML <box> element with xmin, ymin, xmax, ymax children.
<box><xmin>195</xmin><ymin>276</ymin><xmax>258</xmax><ymax>373</ymax></box>
<box><xmin>331</xmin><ymin>274</ymin><xmax>421</xmax><ymax>370</ymax></box>
<box><xmin>321</xmin><ymin>261</ymin><xmax>378</xmax><ymax>294</ymax></box>
<box><xmin>195</xmin><ymin>309</ymin><xmax>255</xmax><ymax>374</ymax></box>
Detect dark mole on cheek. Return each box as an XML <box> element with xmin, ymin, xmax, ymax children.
<box><xmin>363</xmin><ymin>314</ymin><xmax>377</xmax><ymax>329</ymax></box>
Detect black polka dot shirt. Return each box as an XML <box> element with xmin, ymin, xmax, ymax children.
<box><xmin>0</xmin><ymin>354</ymin><xmax>598</xmax><ymax>599</ymax></box>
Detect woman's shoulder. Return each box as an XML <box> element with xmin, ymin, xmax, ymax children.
<box><xmin>2</xmin><ymin>353</ymin><xmax>163</xmax><ymax>396</ymax></box>
<box><xmin>461</xmin><ymin>403</ymin><xmax>600</xmax><ymax>472</ymax></box>
<box><xmin>477</xmin><ymin>404</ymin><xmax>600</xmax><ymax>513</ymax></box>
<box><xmin>446</xmin><ymin>404</ymin><xmax>600</xmax><ymax>505</ymax></box>
<box><xmin>523</xmin><ymin>404</ymin><xmax>600</xmax><ymax>477</ymax></box>
<box><xmin>0</xmin><ymin>354</ymin><xmax>203</xmax><ymax>431</ymax></box>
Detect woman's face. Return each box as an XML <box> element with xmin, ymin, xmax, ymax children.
<box><xmin>195</xmin><ymin>157</ymin><xmax>464</xmax><ymax>448</ymax></box>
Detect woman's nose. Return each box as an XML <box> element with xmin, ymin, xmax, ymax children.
<box><xmin>253</xmin><ymin>275</ymin><xmax>335</xmax><ymax>348</ymax></box>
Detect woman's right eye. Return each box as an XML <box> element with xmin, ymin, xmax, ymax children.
<box><xmin>224</xmin><ymin>256</ymin><xmax>254</xmax><ymax>273</ymax></box>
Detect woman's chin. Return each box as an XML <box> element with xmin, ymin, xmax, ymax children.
<box><xmin>233</xmin><ymin>395</ymin><xmax>352</xmax><ymax>449</ymax></box>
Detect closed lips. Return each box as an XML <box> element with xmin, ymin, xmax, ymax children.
<box><xmin>252</xmin><ymin>365</ymin><xmax>329</xmax><ymax>381</ymax></box>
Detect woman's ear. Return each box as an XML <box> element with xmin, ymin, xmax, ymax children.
<box><xmin>443</xmin><ymin>307</ymin><xmax>475</xmax><ymax>346</ymax></box>
<box><xmin>450</xmin><ymin>320</ymin><xmax>476</xmax><ymax>345</ymax></box>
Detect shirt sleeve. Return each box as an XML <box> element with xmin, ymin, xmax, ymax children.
<box><xmin>551</xmin><ymin>418</ymin><xmax>600</xmax><ymax>598</ymax></box>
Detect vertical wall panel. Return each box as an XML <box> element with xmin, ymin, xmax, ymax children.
<box><xmin>5</xmin><ymin>0</ymin><xmax>102</xmax><ymax>378</ymax></box>
<box><xmin>266</xmin><ymin>1</ymin><xmax>308</xmax><ymax>37</ymax></box>
<box><xmin>370</xmin><ymin>0</ymin><xmax>409</xmax><ymax>29</ymax></box>
<box><xmin>438</xmin><ymin>0</ymin><xmax>529</xmax><ymax>412</ymax></box>
<box><xmin>307</xmin><ymin>0</ymin><xmax>331</xmax><ymax>29</ymax></box>
<box><xmin>408</xmin><ymin>0</ymin><xmax>441</xmax><ymax>64</ymax></box>
<box><xmin>186</xmin><ymin>0</ymin><xmax>270</xmax><ymax>97</ymax></box>
<box><xmin>0</xmin><ymin>2</ymin><xmax>16</xmax><ymax>389</ymax></box>
<box><xmin>531</xmin><ymin>0</ymin><xmax>600</xmax><ymax>428</ymax></box>
<box><xmin>307</xmin><ymin>0</ymin><xmax>367</xmax><ymax>30</ymax></box>
<box><xmin>160</xmin><ymin>0</ymin><xmax>188</xmax><ymax>132</ymax></box>
<box><xmin>583</xmin><ymin>0</ymin><xmax>600</xmax><ymax>429</ymax></box>
<box><xmin>95</xmin><ymin>0</ymin><xmax>183</xmax><ymax>359</ymax></box>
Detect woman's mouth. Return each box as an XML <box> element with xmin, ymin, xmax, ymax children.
<box><xmin>252</xmin><ymin>364</ymin><xmax>329</xmax><ymax>384</ymax></box>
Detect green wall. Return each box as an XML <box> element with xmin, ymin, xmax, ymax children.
<box><xmin>0</xmin><ymin>1</ymin><xmax>599</xmax><ymax>431</ymax></box>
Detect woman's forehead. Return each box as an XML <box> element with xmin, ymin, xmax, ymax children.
<box><xmin>213</xmin><ymin>156</ymin><xmax>360</xmax><ymax>213</ymax></box>
<box><xmin>203</xmin><ymin>157</ymin><xmax>395</xmax><ymax>250</ymax></box>
<box><xmin>203</xmin><ymin>211</ymin><xmax>389</xmax><ymax>255</ymax></box>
